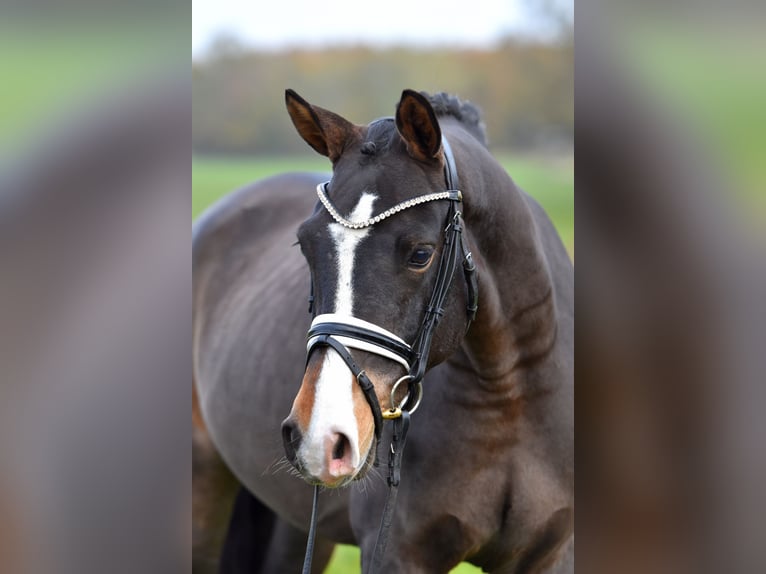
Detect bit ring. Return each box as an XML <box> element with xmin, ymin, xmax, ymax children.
<box><xmin>389</xmin><ymin>375</ymin><xmax>423</xmax><ymax>416</ymax></box>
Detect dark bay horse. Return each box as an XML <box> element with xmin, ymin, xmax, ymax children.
<box><xmin>193</xmin><ymin>90</ymin><xmax>573</xmax><ymax>572</ymax></box>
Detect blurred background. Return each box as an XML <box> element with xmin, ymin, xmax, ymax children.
<box><xmin>575</xmin><ymin>3</ymin><xmax>765</xmax><ymax>574</ymax></box>
<box><xmin>192</xmin><ymin>0</ymin><xmax>575</xmax><ymax>255</ymax></box>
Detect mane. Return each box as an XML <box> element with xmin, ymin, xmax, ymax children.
<box><xmin>423</xmin><ymin>91</ymin><xmax>488</xmax><ymax>147</ymax></box>
<box><xmin>363</xmin><ymin>92</ymin><xmax>488</xmax><ymax>155</ymax></box>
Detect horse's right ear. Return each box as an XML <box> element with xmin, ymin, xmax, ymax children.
<box><xmin>396</xmin><ymin>89</ymin><xmax>442</xmax><ymax>162</ymax></box>
<box><xmin>285</xmin><ymin>89</ymin><xmax>359</xmax><ymax>163</ymax></box>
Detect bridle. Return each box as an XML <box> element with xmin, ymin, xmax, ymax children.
<box><xmin>306</xmin><ymin>135</ymin><xmax>478</xmax><ymax>432</ymax></box>
<box><xmin>300</xmin><ymin>133</ymin><xmax>478</xmax><ymax>573</ymax></box>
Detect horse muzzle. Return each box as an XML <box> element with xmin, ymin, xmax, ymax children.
<box><xmin>281</xmin><ymin>416</ymin><xmax>365</xmax><ymax>487</ymax></box>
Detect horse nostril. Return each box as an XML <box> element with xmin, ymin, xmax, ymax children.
<box><xmin>326</xmin><ymin>432</ymin><xmax>355</xmax><ymax>479</ymax></box>
<box><xmin>331</xmin><ymin>433</ymin><xmax>349</xmax><ymax>461</ymax></box>
<box><xmin>281</xmin><ymin>420</ymin><xmax>302</xmax><ymax>465</ymax></box>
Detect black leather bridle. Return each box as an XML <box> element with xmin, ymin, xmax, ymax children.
<box><xmin>300</xmin><ymin>134</ymin><xmax>478</xmax><ymax>573</ymax></box>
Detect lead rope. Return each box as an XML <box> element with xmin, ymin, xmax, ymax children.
<box><xmin>301</xmin><ymin>484</ymin><xmax>320</xmax><ymax>574</ymax></box>
<box><xmin>303</xmin><ymin>275</ymin><xmax>319</xmax><ymax>574</ymax></box>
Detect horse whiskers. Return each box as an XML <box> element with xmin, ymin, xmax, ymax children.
<box><xmin>364</xmin><ymin>464</ymin><xmax>384</xmax><ymax>487</ymax></box>
<box><xmin>263</xmin><ymin>456</ymin><xmax>290</xmax><ymax>475</ymax></box>
<box><xmin>348</xmin><ymin>449</ymin><xmax>384</xmax><ymax>496</ymax></box>
<box><xmin>287</xmin><ymin>467</ymin><xmax>304</xmax><ymax>479</ymax></box>
<box><xmin>265</xmin><ymin>453</ymin><xmax>374</xmax><ymax>489</ymax></box>
<box><xmin>349</xmin><ymin>464</ymin><xmax>384</xmax><ymax>498</ymax></box>
<box><xmin>264</xmin><ymin>455</ymin><xmax>305</xmax><ymax>479</ymax></box>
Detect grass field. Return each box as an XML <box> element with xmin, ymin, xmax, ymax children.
<box><xmin>192</xmin><ymin>152</ymin><xmax>572</xmax><ymax>573</ymax></box>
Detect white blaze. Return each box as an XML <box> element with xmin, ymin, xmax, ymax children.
<box><xmin>302</xmin><ymin>192</ymin><xmax>377</xmax><ymax>477</ymax></box>
<box><xmin>328</xmin><ymin>193</ymin><xmax>377</xmax><ymax>314</ymax></box>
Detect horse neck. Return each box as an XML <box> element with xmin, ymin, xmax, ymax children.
<box><xmin>450</xmin><ymin>131</ymin><xmax>558</xmax><ymax>391</ymax></box>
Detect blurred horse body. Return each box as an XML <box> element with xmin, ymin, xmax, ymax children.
<box><xmin>193</xmin><ymin>172</ymin><xmax>346</xmax><ymax>572</ymax></box>
<box><xmin>193</xmin><ymin>91</ymin><xmax>573</xmax><ymax>572</ymax></box>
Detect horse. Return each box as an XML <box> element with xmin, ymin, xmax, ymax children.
<box><xmin>193</xmin><ymin>89</ymin><xmax>573</xmax><ymax>573</ymax></box>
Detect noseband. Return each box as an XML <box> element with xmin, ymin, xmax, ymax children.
<box><xmin>300</xmin><ymin>134</ymin><xmax>478</xmax><ymax>573</ymax></box>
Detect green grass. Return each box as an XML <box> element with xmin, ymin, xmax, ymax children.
<box><xmin>192</xmin><ymin>155</ymin><xmax>330</xmax><ymax>219</ymax></box>
<box><xmin>192</xmin><ymin>152</ymin><xmax>574</xmax><ymax>255</ymax></box>
<box><xmin>325</xmin><ymin>544</ymin><xmax>484</xmax><ymax>573</ymax></box>
<box><xmin>191</xmin><ymin>152</ymin><xmax>572</xmax><ymax>573</ymax></box>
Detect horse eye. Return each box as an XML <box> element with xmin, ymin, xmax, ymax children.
<box><xmin>408</xmin><ymin>246</ymin><xmax>434</xmax><ymax>268</ymax></box>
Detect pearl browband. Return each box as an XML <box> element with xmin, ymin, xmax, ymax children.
<box><xmin>316</xmin><ymin>183</ymin><xmax>462</xmax><ymax>230</ymax></box>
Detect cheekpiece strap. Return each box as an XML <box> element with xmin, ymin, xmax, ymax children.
<box><xmin>441</xmin><ymin>136</ymin><xmax>459</xmax><ymax>191</ymax></box>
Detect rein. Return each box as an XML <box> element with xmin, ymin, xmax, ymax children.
<box><xmin>300</xmin><ymin>135</ymin><xmax>477</xmax><ymax>573</ymax></box>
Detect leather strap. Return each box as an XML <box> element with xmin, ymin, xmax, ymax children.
<box><xmin>443</xmin><ymin>135</ymin><xmax>478</xmax><ymax>326</ymax></box>
<box><xmin>408</xmin><ymin>201</ymin><xmax>464</xmax><ymax>384</ymax></box>
<box><xmin>301</xmin><ymin>484</ymin><xmax>319</xmax><ymax>574</ymax></box>
<box><xmin>307</xmin><ymin>322</ymin><xmax>414</xmax><ymax>367</ymax></box>
<box><xmin>442</xmin><ymin>136</ymin><xmax>458</xmax><ymax>190</ymax></box>
<box><xmin>463</xmin><ymin>246</ymin><xmax>478</xmax><ymax>324</ymax></box>
<box><xmin>371</xmin><ymin>411</ymin><xmax>411</xmax><ymax>572</ymax></box>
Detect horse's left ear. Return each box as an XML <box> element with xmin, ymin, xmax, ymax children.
<box><xmin>395</xmin><ymin>90</ymin><xmax>442</xmax><ymax>162</ymax></box>
<box><xmin>285</xmin><ymin>89</ymin><xmax>359</xmax><ymax>163</ymax></box>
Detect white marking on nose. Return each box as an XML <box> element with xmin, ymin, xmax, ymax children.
<box><xmin>302</xmin><ymin>193</ymin><xmax>377</xmax><ymax>478</ymax></box>
<box><xmin>301</xmin><ymin>351</ymin><xmax>360</xmax><ymax>476</ymax></box>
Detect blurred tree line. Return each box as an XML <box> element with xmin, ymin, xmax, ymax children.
<box><xmin>193</xmin><ymin>37</ymin><xmax>572</xmax><ymax>156</ymax></box>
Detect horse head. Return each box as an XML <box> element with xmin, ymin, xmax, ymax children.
<box><xmin>280</xmin><ymin>89</ymin><xmax>476</xmax><ymax>487</ymax></box>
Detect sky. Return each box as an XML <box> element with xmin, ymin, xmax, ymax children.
<box><xmin>192</xmin><ymin>0</ymin><xmax>571</xmax><ymax>58</ymax></box>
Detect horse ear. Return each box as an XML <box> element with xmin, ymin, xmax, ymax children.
<box><xmin>285</xmin><ymin>89</ymin><xmax>359</xmax><ymax>163</ymax></box>
<box><xmin>395</xmin><ymin>89</ymin><xmax>442</xmax><ymax>162</ymax></box>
